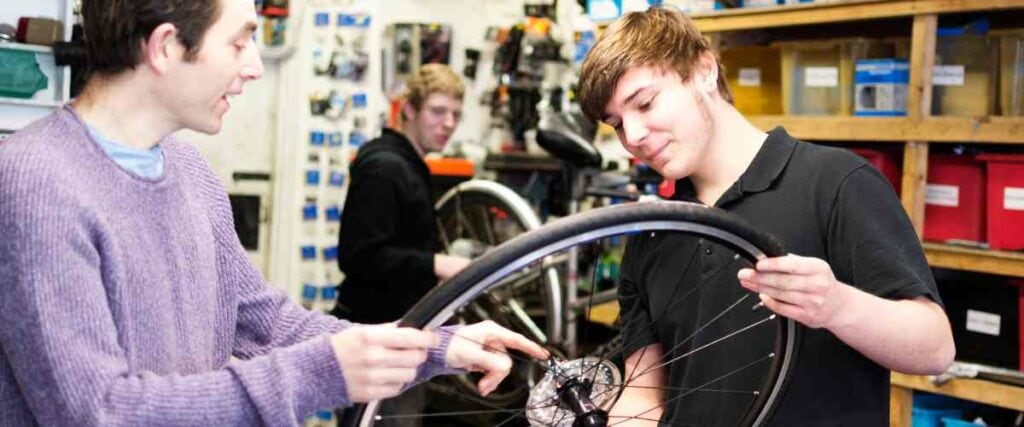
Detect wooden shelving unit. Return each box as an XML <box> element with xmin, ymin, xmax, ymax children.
<box><xmin>924</xmin><ymin>243</ymin><xmax>1024</xmax><ymax>278</ymax></box>
<box><xmin>689</xmin><ymin>1</ymin><xmax>1024</xmax><ymax>425</ymax></box>
<box><xmin>692</xmin><ymin>0</ymin><xmax>1024</xmax><ymax>33</ymax></box>
<box><xmin>891</xmin><ymin>372</ymin><xmax>1024</xmax><ymax>406</ymax></box>
<box><xmin>747</xmin><ymin>116</ymin><xmax>1024</xmax><ymax>144</ymax></box>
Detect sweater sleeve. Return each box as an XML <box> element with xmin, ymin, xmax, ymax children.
<box><xmin>337</xmin><ymin>153</ymin><xmax>435</xmax><ymax>282</ymax></box>
<box><xmin>0</xmin><ymin>166</ymin><xmax>351</xmax><ymax>425</ymax></box>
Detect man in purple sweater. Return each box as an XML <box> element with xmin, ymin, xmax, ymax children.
<box><xmin>0</xmin><ymin>0</ymin><xmax>547</xmax><ymax>425</ymax></box>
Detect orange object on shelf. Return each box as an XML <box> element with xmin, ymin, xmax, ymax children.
<box><xmin>426</xmin><ymin>157</ymin><xmax>475</xmax><ymax>177</ymax></box>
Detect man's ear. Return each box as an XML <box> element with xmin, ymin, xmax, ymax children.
<box><xmin>402</xmin><ymin>100</ymin><xmax>418</xmax><ymax>121</ymax></box>
<box><xmin>143</xmin><ymin>23</ymin><xmax>182</xmax><ymax>75</ymax></box>
<box><xmin>696</xmin><ymin>50</ymin><xmax>720</xmax><ymax>96</ymax></box>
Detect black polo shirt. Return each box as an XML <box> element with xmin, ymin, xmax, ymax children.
<box><xmin>333</xmin><ymin>128</ymin><xmax>438</xmax><ymax>324</ymax></box>
<box><xmin>618</xmin><ymin>127</ymin><xmax>940</xmax><ymax>426</ymax></box>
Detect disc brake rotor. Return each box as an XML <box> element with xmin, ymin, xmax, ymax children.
<box><xmin>526</xmin><ymin>357</ymin><xmax>622</xmax><ymax>426</ymax></box>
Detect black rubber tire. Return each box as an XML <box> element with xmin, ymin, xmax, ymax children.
<box><xmin>342</xmin><ymin>201</ymin><xmax>798</xmax><ymax>427</ymax></box>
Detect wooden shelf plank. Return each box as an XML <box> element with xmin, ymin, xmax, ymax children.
<box><xmin>918</xmin><ymin>117</ymin><xmax>1024</xmax><ymax>144</ymax></box>
<box><xmin>747</xmin><ymin>116</ymin><xmax>1024</xmax><ymax>143</ymax></box>
<box><xmin>692</xmin><ymin>0</ymin><xmax>1024</xmax><ymax>32</ymax></box>
<box><xmin>923</xmin><ymin>243</ymin><xmax>1024</xmax><ymax>278</ymax></box>
<box><xmin>748</xmin><ymin>115</ymin><xmax>910</xmax><ymax>141</ymax></box>
<box><xmin>891</xmin><ymin>373</ymin><xmax>1024</xmax><ymax>411</ymax></box>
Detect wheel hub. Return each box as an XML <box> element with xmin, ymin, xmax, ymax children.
<box><xmin>526</xmin><ymin>357</ymin><xmax>621</xmax><ymax>426</ymax></box>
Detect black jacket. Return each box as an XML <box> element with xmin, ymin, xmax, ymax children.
<box><xmin>332</xmin><ymin>128</ymin><xmax>438</xmax><ymax>323</ymax></box>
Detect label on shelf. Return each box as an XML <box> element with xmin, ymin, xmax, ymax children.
<box><xmin>1004</xmin><ymin>187</ymin><xmax>1024</xmax><ymax>211</ymax></box>
<box><xmin>932</xmin><ymin>65</ymin><xmax>966</xmax><ymax>86</ymax></box>
<box><xmin>925</xmin><ymin>184</ymin><xmax>959</xmax><ymax>207</ymax></box>
<box><xmin>738</xmin><ymin>68</ymin><xmax>761</xmax><ymax>87</ymax></box>
<box><xmin>965</xmin><ymin>309</ymin><xmax>1001</xmax><ymax>336</ymax></box>
<box><xmin>805</xmin><ymin>67</ymin><xmax>838</xmax><ymax>88</ymax></box>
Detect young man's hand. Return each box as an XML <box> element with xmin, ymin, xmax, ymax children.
<box><xmin>329</xmin><ymin>323</ymin><xmax>436</xmax><ymax>402</ymax></box>
<box><xmin>434</xmin><ymin>254</ymin><xmax>471</xmax><ymax>280</ymax></box>
<box><xmin>737</xmin><ymin>254</ymin><xmax>852</xmax><ymax>329</ymax></box>
<box><xmin>445</xmin><ymin>320</ymin><xmax>549</xmax><ymax>396</ymax></box>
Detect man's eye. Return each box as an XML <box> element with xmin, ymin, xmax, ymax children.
<box><xmin>639</xmin><ymin>96</ymin><xmax>656</xmax><ymax>110</ymax></box>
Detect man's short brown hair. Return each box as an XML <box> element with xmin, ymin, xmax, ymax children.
<box><xmin>577</xmin><ymin>7</ymin><xmax>733</xmax><ymax>123</ymax></box>
<box><xmin>82</xmin><ymin>0</ymin><xmax>222</xmax><ymax>76</ymax></box>
<box><xmin>404</xmin><ymin>64</ymin><xmax>465</xmax><ymax>111</ymax></box>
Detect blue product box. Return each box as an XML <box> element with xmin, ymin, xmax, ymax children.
<box><xmin>302</xmin><ymin>284</ymin><xmax>318</xmax><ymax>300</ymax></box>
<box><xmin>328</xmin><ymin>131</ymin><xmax>344</xmax><ymax>147</ymax></box>
<box><xmin>351</xmin><ymin>93</ymin><xmax>367</xmax><ymax>108</ymax></box>
<box><xmin>305</xmin><ymin>169</ymin><xmax>321</xmax><ymax>185</ymax></box>
<box><xmin>329</xmin><ymin>171</ymin><xmax>345</xmax><ymax>187</ymax></box>
<box><xmin>325</xmin><ymin>205</ymin><xmax>342</xmax><ymax>221</ymax></box>
<box><xmin>314</xmin><ymin>12</ymin><xmax>329</xmax><ymax>28</ymax></box>
<box><xmin>349</xmin><ymin>131</ymin><xmax>365</xmax><ymax>148</ymax></box>
<box><xmin>302</xmin><ymin>203</ymin><xmax>318</xmax><ymax>220</ymax></box>
<box><xmin>854</xmin><ymin>58</ymin><xmax>909</xmax><ymax>117</ymax></box>
<box><xmin>309</xmin><ymin>130</ymin><xmax>325</xmax><ymax>147</ymax></box>
<box><xmin>322</xmin><ymin>246</ymin><xmax>338</xmax><ymax>260</ymax></box>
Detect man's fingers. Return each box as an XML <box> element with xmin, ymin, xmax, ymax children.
<box><xmin>740</xmin><ymin>270</ymin><xmax>793</xmax><ymax>292</ymax></box>
<box><xmin>760</xmin><ymin>294</ymin><xmax>808</xmax><ymax>323</ymax></box>
<box><xmin>364</xmin><ymin>347</ymin><xmax>429</xmax><ymax>368</ymax></box>
<box><xmin>755</xmin><ymin>254</ymin><xmax>821</xmax><ymax>275</ymax></box>
<box><xmin>356</xmin><ymin>367</ymin><xmax>419</xmax><ymax>385</ymax></box>
<box><xmin>365</xmin><ymin>327</ymin><xmax>438</xmax><ymax>349</ymax></box>
<box><xmin>486</xmin><ymin>328</ymin><xmax>549</xmax><ymax>360</ymax></box>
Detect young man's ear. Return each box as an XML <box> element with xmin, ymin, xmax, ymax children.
<box><xmin>696</xmin><ymin>50</ymin><xmax>720</xmax><ymax>96</ymax></box>
<box><xmin>402</xmin><ymin>100</ymin><xmax>418</xmax><ymax>121</ymax></box>
<box><xmin>143</xmin><ymin>22</ymin><xmax>183</xmax><ymax>74</ymax></box>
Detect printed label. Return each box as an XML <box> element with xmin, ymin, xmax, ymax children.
<box><xmin>925</xmin><ymin>184</ymin><xmax>959</xmax><ymax>207</ymax></box>
<box><xmin>738</xmin><ymin>68</ymin><xmax>761</xmax><ymax>87</ymax></box>
<box><xmin>805</xmin><ymin>67</ymin><xmax>839</xmax><ymax>88</ymax></box>
<box><xmin>1005</xmin><ymin>187</ymin><xmax>1024</xmax><ymax>211</ymax></box>
<box><xmin>933</xmin><ymin>65</ymin><xmax>966</xmax><ymax>86</ymax></box>
<box><xmin>966</xmin><ymin>309</ymin><xmax>1001</xmax><ymax>336</ymax></box>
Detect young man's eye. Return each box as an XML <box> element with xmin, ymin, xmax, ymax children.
<box><xmin>639</xmin><ymin>95</ymin><xmax>656</xmax><ymax>111</ymax></box>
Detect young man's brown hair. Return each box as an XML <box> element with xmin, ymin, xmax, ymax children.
<box><xmin>577</xmin><ymin>7</ymin><xmax>733</xmax><ymax>123</ymax></box>
<box><xmin>82</xmin><ymin>0</ymin><xmax>222</xmax><ymax>75</ymax></box>
<box><xmin>404</xmin><ymin>63</ymin><xmax>465</xmax><ymax>110</ymax></box>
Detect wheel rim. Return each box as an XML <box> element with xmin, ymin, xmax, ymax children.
<box><xmin>352</xmin><ymin>201</ymin><xmax>797</xmax><ymax>427</ymax></box>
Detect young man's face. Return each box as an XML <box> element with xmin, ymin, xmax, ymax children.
<box><xmin>601</xmin><ymin>65</ymin><xmax>714</xmax><ymax>180</ymax></box>
<box><xmin>159</xmin><ymin>0</ymin><xmax>265</xmax><ymax>134</ymax></box>
<box><xmin>404</xmin><ymin>93</ymin><xmax>463</xmax><ymax>154</ymax></box>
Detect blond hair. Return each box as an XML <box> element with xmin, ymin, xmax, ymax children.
<box><xmin>404</xmin><ymin>64</ymin><xmax>465</xmax><ymax>111</ymax></box>
<box><xmin>577</xmin><ymin>7</ymin><xmax>733</xmax><ymax>123</ymax></box>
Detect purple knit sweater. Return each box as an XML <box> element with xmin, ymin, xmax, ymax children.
<box><xmin>0</xmin><ymin>107</ymin><xmax>456</xmax><ymax>426</ymax></box>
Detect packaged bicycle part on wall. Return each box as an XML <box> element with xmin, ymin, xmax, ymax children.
<box><xmin>0</xmin><ymin>49</ymin><xmax>48</xmax><ymax>99</ymax></box>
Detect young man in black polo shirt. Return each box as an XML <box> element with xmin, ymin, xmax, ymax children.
<box><xmin>577</xmin><ymin>7</ymin><xmax>955</xmax><ymax>426</ymax></box>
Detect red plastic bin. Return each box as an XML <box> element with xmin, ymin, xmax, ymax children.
<box><xmin>977</xmin><ymin>154</ymin><xmax>1024</xmax><ymax>251</ymax></box>
<box><xmin>849</xmin><ymin>147</ymin><xmax>902</xmax><ymax>196</ymax></box>
<box><xmin>923</xmin><ymin>154</ymin><xmax>985</xmax><ymax>244</ymax></box>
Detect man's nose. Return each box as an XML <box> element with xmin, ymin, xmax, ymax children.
<box><xmin>621</xmin><ymin>117</ymin><xmax>648</xmax><ymax>148</ymax></box>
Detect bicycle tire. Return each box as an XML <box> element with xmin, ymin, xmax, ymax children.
<box><xmin>346</xmin><ymin>201</ymin><xmax>798</xmax><ymax>427</ymax></box>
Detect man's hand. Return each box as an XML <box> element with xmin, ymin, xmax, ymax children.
<box><xmin>445</xmin><ymin>320</ymin><xmax>549</xmax><ymax>396</ymax></box>
<box><xmin>434</xmin><ymin>254</ymin><xmax>471</xmax><ymax>280</ymax></box>
<box><xmin>737</xmin><ymin>254</ymin><xmax>852</xmax><ymax>329</ymax></box>
<box><xmin>329</xmin><ymin>324</ymin><xmax>437</xmax><ymax>402</ymax></box>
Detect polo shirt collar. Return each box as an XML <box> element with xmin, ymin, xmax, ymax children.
<box><xmin>674</xmin><ymin>126</ymin><xmax>797</xmax><ymax>205</ymax></box>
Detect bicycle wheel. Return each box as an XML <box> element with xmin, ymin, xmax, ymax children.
<box><xmin>434</xmin><ymin>180</ymin><xmax>563</xmax><ymax>346</ymax></box>
<box><xmin>428</xmin><ymin>180</ymin><xmax>565</xmax><ymax>419</ymax></box>
<box><xmin>348</xmin><ymin>201</ymin><xmax>798</xmax><ymax>427</ymax></box>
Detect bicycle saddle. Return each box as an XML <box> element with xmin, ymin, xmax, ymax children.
<box><xmin>537</xmin><ymin>110</ymin><xmax>602</xmax><ymax>170</ymax></box>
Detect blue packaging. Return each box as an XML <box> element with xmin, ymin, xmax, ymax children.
<box><xmin>854</xmin><ymin>58</ymin><xmax>909</xmax><ymax>116</ymax></box>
